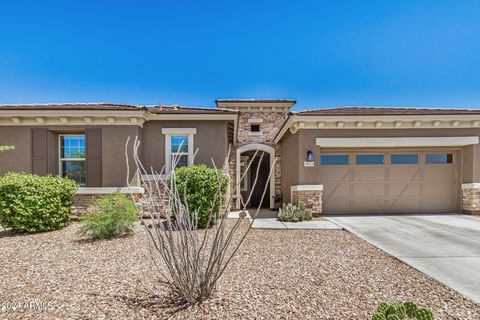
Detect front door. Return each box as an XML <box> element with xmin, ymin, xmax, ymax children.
<box><xmin>250</xmin><ymin>153</ymin><xmax>270</xmax><ymax>208</ymax></box>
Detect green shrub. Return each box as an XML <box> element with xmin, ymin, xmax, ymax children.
<box><xmin>278</xmin><ymin>202</ymin><xmax>312</xmax><ymax>222</ymax></box>
<box><xmin>372</xmin><ymin>300</ymin><xmax>435</xmax><ymax>320</ymax></box>
<box><xmin>77</xmin><ymin>193</ymin><xmax>138</xmax><ymax>240</ymax></box>
<box><xmin>172</xmin><ymin>164</ymin><xmax>229</xmax><ymax>229</ymax></box>
<box><xmin>0</xmin><ymin>172</ymin><xmax>77</xmax><ymax>233</ymax></box>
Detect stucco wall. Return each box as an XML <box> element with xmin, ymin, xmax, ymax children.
<box><xmin>0</xmin><ymin>125</ymin><xmax>141</xmax><ymax>187</ymax></box>
<box><xmin>280</xmin><ymin>131</ymin><xmax>300</xmax><ymax>203</ymax></box>
<box><xmin>141</xmin><ymin>120</ymin><xmax>229</xmax><ymax>173</ymax></box>
<box><xmin>0</xmin><ymin>126</ymin><xmax>32</xmax><ymax>175</ymax></box>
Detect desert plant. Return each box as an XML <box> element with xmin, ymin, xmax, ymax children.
<box><xmin>171</xmin><ymin>164</ymin><xmax>228</xmax><ymax>229</ymax></box>
<box><xmin>77</xmin><ymin>193</ymin><xmax>138</xmax><ymax>240</ymax></box>
<box><xmin>0</xmin><ymin>146</ymin><xmax>14</xmax><ymax>152</ymax></box>
<box><xmin>278</xmin><ymin>202</ymin><xmax>312</xmax><ymax>222</ymax></box>
<box><xmin>126</xmin><ymin>137</ymin><xmax>275</xmax><ymax>305</ymax></box>
<box><xmin>0</xmin><ymin>172</ymin><xmax>77</xmax><ymax>233</ymax></box>
<box><xmin>272</xmin><ymin>193</ymin><xmax>282</xmax><ymax>208</ymax></box>
<box><xmin>373</xmin><ymin>300</ymin><xmax>435</xmax><ymax>320</ymax></box>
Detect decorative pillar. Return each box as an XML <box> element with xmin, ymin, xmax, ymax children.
<box><xmin>290</xmin><ymin>185</ymin><xmax>323</xmax><ymax>217</ymax></box>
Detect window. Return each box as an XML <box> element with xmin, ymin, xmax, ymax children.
<box><xmin>59</xmin><ymin>135</ymin><xmax>86</xmax><ymax>185</ymax></box>
<box><xmin>250</xmin><ymin>124</ymin><xmax>260</xmax><ymax>132</ymax></box>
<box><xmin>356</xmin><ymin>154</ymin><xmax>384</xmax><ymax>165</ymax></box>
<box><xmin>391</xmin><ymin>153</ymin><xmax>419</xmax><ymax>164</ymax></box>
<box><xmin>426</xmin><ymin>153</ymin><xmax>453</xmax><ymax>164</ymax></box>
<box><xmin>162</xmin><ymin>128</ymin><xmax>196</xmax><ymax>173</ymax></box>
<box><xmin>170</xmin><ymin>136</ymin><xmax>189</xmax><ymax>168</ymax></box>
<box><xmin>320</xmin><ymin>154</ymin><xmax>349</xmax><ymax>165</ymax></box>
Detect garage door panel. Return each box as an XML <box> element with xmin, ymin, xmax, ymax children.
<box><xmin>324</xmin><ymin>183</ymin><xmax>350</xmax><ymax>197</ymax></box>
<box><xmin>323</xmin><ymin>198</ymin><xmax>351</xmax><ymax>214</ymax></box>
<box><xmin>353</xmin><ymin>198</ymin><xmax>386</xmax><ymax>213</ymax></box>
<box><xmin>423</xmin><ymin>182</ymin><xmax>456</xmax><ymax>197</ymax></box>
<box><xmin>388</xmin><ymin>197</ymin><xmax>421</xmax><ymax>213</ymax></box>
<box><xmin>388</xmin><ymin>182</ymin><xmax>420</xmax><ymax>196</ymax></box>
<box><xmin>423</xmin><ymin>167</ymin><xmax>457</xmax><ymax>180</ymax></box>
<box><xmin>388</xmin><ymin>167</ymin><xmax>421</xmax><ymax>180</ymax></box>
<box><xmin>353</xmin><ymin>167</ymin><xmax>385</xmax><ymax>181</ymax></box>
<box><xmin>353</xmin><ymin>183</ymin><xmax>386</xmax><ymax>196</ymax></box>
<box><xmin>422</xmin><ymin>197</ymin><xmax>455</xmax><ymax>213</ymax></box>
<box><xmin>318</xmin><ymin>167</ymin><xmax>350</xmax><ymax>181</ymax></box>
<box><xmin>320</xmin><ymin>149</ymin><xmax>460</xmax><ymax>214</ymax></box>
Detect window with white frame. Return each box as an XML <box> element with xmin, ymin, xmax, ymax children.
<box><xmin>59</xmin><ymin>134</ymin><xmax>86</xmax><ymax>185</ymax></box>
<box><xmin>162</xmin><ymin>128</ymin><xmax>196</xmax><ymax>172</ymax></box>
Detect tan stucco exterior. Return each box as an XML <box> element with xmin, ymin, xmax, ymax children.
<box><xmin>3</xmin><ymin>102</ymin><xmax>480</xmax><ymax>214</ymax></box>
<box><xmin>141</xmin><ymin>120</ymin><xmax>230</xmax><ymax>173</ymax></box>
<box><xmin>0</xmin><ymin>125</ymin><xmax>142</xmax><ymax>187</ymax></box>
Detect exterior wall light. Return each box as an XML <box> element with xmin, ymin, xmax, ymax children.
<box><xmin>306</xmin><ymin>150</ymin><xmax>314</xmax><ymax>162</ymax></box>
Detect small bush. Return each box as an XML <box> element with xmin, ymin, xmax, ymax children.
<box><xmin>172</xmin><ymin>164</ymin><xmax>229</xmax><ymax>229</ymax></box>
<box><xmin>77</xmin><ymin>193</ymin><xmax>138</xmax><ymax>240</ymax></box>
<box><xmin>373</xmin><ymin>300</ymin><xmax>435</xmax><ymax>320</ymax></box>
<box><xmin>278</xmin><ymin>202</ymin><xmax>312</xmax><ymax>222</ymax></box>
<box><xmin>0</xmin><ymin>172</ymin><xmax>77</xmax><ymax>233</ymax></box>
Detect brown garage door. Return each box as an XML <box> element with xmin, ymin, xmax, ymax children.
<box><xmin>320</xmin><ymin>150</ymin><xmax>460</xmax><ymax>214</ymax></box>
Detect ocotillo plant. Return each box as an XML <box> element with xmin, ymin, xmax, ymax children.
<box><xmin>126</xmin><ymin>136</ymin><xmax>276</xmax><ymax>304</ymax></box>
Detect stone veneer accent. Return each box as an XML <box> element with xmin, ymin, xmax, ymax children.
<box><xmin>226</xmin><ymin>109</ymin><xmax>289</xmax><ymax>209</ymax></box>
<box><xmin>291</xmin><ymin>185</ymin><xmax>323</xmax><ymax>217</ymax></box>
<box><xmin>462</xmin><ymin>183</ymin><xmax>480</xmax><ymax>214</ymax></box>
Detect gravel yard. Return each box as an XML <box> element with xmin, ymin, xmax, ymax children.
<box><xmin>1</xmin><ymin>221</ymin><xmax>479</xmax><ymax>319</ymax></box>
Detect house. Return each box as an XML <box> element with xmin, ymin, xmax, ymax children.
<box><xmin>1</xmin><ymin>100</ymin><xmax>480</xmax><ymax>215</ymax></box>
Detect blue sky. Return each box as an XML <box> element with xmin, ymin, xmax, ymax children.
<box><xmin>1</xmin><ymin>1</ymin><xmax>480</xmax><ymax>110</ymax></box>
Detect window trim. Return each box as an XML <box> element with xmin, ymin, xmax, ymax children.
<box><xmin>162</xmin><ymin>128</ymin><xmax>196</xmax><ymax>173</ymax></box>
<box><xmin>320</xmin><ymin>154</ymin><xmax>350</xmax><ymax>165</ymax></box>
<box><xmin>58</xmin><ymin>134</ymin><xmax>86</xmax><ymax>185</ymax></box>
<box><xmin>355</xmin><ymin>153</ymin><xmax>385</xmax><ymax>165</ymax></box>
<box><xmin>390</xmin><ymin>153</ymin><xmax>419</xmax><ymax>165</ymax></box>
<box><xmin>425</xmin><ymin>153</ymin><xmax>454</xmax><ymax>165</ymax></box>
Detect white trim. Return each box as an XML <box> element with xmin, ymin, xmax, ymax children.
<box><xmin>316</xmin><ymin>136</ymin><xmax>479</xmax><ymax>148</ymax></box>
<box><xmin>248</xmin><ymin>131</ymin><xmax>263</xmax><ymax>136</ymax></box>
<box><xmin>274</xmin><ymin>114</ymin><xmax>480</xmax><ymax>143</ymax></box>
<box><xmin>161</xmin><ymin>128</ymin><xmax>197</xmax><ymax>135</ymax></box>
<box><xmin>236</xmin><ymin>143</ymin><xmax>276</xmax><ymax>209</ymax></box>
<box><xmin>291</xmin><ymin>185</ymin><xmax>324</xmax><ymax>191</ymax></box>
<box><xmin>162</xmin><ymin>129</ymin><xmax>196</xmax><ymax>174</ymax></box>
<box><xmin>461</xmin><ymin>183</ymin><xmax>480</xmax><ymax>189</ymax></box>
<box><xmin>76</xmin><ymin>187</ymin><xmax>144</xmax><ymax>194</ymax></box>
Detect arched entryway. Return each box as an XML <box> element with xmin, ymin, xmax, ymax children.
<box><xmin>236</xmin><ymin>144</ymin><xmax>275</xmax><ymax>209</ymax></box>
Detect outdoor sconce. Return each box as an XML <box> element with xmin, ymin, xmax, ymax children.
<box><xmin>306</xmin><ymin>150</ymin><xmax>314</xmax><ymax>162</ymax></box>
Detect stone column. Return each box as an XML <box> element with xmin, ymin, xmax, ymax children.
<box><xmin>290</xmin><ymin>185</ymin><xmax>323</xmax><ymax>217</ymax></box>
<box><xmin>462</xmin><ymin>183</ymin><xmax>480</xmax><ymax>214</ymax></box>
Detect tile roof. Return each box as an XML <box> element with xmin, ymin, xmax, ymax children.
<box><xmin>293</xmin><ymin>106</ymin><xmax>480</xmax><ymax>116</ymax></box>
<box><xmin>147</xmin><ymin>105</ymin><xmax>238</xmax><ymax>114</ymax></box>
<box><xmin>0</xmin><ymin>103</ymin><xmax>145</xmax><ymax>111</ymax></box>
<box><xmin>0</xmin><ymin>103</ymin><xmax>238</xmax><ymax>114</ymax></box>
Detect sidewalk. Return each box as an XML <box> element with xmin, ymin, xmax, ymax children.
<box><xmin>228</xmin><ymin>210</ymin><xmax>342</xmax><ymax>230</ymax></box>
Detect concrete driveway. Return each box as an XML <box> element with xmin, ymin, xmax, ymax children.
<box><xmin>326</xmin><ymin>214</ymin><xmax>480</xmax><ymax>303</ymax></box>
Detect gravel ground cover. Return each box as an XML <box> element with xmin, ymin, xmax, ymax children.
<box><xmin>1</xmin><ymin>221</ymin><xmax>479</xmax><ymax>319</ymax></box>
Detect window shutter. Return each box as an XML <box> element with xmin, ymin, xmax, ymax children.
<box><xmin>31</xmin><ymin>128</ymin><xmax>48</xmax><ymax>176</ymax></box>
<box><xmin>86</xmin><ymin>128</ymin><xmax>102</xmax><ymax>187</ymax></box>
